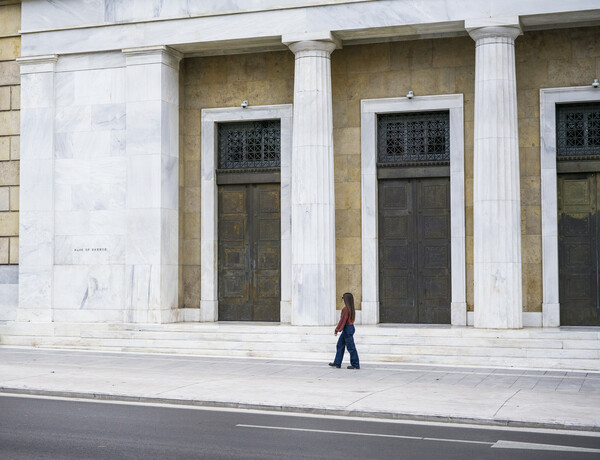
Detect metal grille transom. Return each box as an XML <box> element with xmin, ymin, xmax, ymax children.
<box><xmin>218</xmin><ymin>120</ymin><xmax>281</xmax><ymax>170</ymax></box>
<box><xmin>377</xmin><ymin>111</ymin><xmax>450</xmax><ymax>166</ymax></box>
<box><xmin>557</xmin><ymin>103</ymin><xmax>600</xmax><ymax>159</ymax></box>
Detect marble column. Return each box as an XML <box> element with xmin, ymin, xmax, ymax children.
<box><xmin>16</xmin><ymin>55</ymin><xmax>57</xmax><ymax>322</ymax></box>
<box><xmin>122</xmin><ymin>46</ymin><xmax>182</xmax><ymax>323</ymax></box>
<box><xmin>284</xmin><ymin>34</ymin><xmax>339</xmax><ymax>325</ymax></box>
<box><xmin>467</xmin><ymin>19</ymin><xmax>523</xmax><ymax>329</ymax></box>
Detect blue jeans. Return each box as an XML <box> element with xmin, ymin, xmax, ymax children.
<box><xmin>333</xmin><ymin>325</ymin><xmax>360</xmax><ymax>368</ymax></box>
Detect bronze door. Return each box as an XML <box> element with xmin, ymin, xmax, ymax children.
<box><xmin>378</xmin><ymin>177</ymin><xmax>451</xmax><ymax>323</ymax></box>
<box><xmin>558</xmin><ymin>172</ymin><xmax>600</xmax><ymax>326</ymax></box>
<box><xmin>218</xmin><ymin>183</ymin><xmax>281</xmax><ymax>321</ymax></box>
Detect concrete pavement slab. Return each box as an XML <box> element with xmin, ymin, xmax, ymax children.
<box><xmin>0</xmin><ymin>346</ymin><xmax>598</xmax><ymax>431</ymax></box>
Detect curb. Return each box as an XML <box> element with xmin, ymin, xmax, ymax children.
<box><xmin>2</xmin><ymin>387</ymin><xmax>598</xmax><ymax>433</ymax></box>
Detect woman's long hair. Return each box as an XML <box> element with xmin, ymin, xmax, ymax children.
<box><xmin>342</xmin><ymin>292</ymin><xmax>355</xmax><ymax>322</ymax></box>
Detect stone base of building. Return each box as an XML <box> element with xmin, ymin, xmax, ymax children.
<box><xmin>1</xmin><ymin>321</ymin><xmax>598</xmax><ymax>371</ymax></box>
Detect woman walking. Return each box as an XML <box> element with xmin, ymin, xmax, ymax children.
<box><xmin>329</xmin><ymin>292</ymin><xmax>360</xmax><ymax>369</ymax></box>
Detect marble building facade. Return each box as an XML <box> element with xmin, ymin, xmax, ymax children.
<box><xmin>2</xmin><ymin>1</ymin><xmax>600</xmax><ymax>341</ymax></box>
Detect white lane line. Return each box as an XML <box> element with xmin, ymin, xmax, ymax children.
<box><xmin>492</xmin><ymin>440</ymin><xmax>600</xmax><ymax>453</ymax></box>
<box><xmin>3</xmin><ymin>393</ymin><xmax>599</xmax><ymax>439</ymax></box>
<box><xmin>236</xmin><ymin>424</ymin><xmax>492</xmax><ymax>445</ymax></box>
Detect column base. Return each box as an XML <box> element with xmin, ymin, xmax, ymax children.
<box><xmin>200</xmin><ymin>300</ymin><xmax>218</xmax><ymax>322</ymax></box>
<box><xmin>360</xmin><ymin>301</ymin><xmax>379</xmax><ymax>325</ymax></box>
<box><xmin>280</xmin><ymin>300</ymin><xmax>291</xmax><ymax>324</ymax></box>
<box><xmin>543</xmin><ymin>303</ymin><xmax>560</xmax><ymax>327</ymax></box>
<box><xmin>451</xmin><ymin>302</ymin><xmax>467</xmax><ymax>326</ymax></box>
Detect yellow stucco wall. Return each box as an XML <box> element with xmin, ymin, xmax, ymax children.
<box><xmin>330</xmin><ymin>37</ymin><xmax>476</xmax><ymax>309</ymax></box>
<box><xmin>179</xmin><ymin>26</ymin><xmax>600</xmax><ymax>315</ymax></box>
<box><xmin>0</xmin><ymin>1</ymin><xmax>20</xmax><ymax>265</ymax></box>
<box><xmin>515</xmin><ymin>26</ymin><xmax>600</xmax><ymax>312</ymax></box>
<box><xmin>178</xmin><ymin>52</ymin><xmax>294</xmax><ymax>307</ymax></box>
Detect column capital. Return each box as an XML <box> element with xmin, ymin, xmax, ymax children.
<box><xmin>122</xmin><ymin>45</ymin><xmax>183</xmax><ymax>69</ymax></box>
<box><xmin>16</xmin><ymin>54</ymin><xmax>57</xmax><ymax>74</ymax></box>
<box><xmin>466</xmin><ymin>17</ymin><xmax>522</xmax><ymax>42</ymax></box>
<box><xmin>283</xmin><ymin>31</ymin><xmax>341</xmax><ymax>54</ymax></box>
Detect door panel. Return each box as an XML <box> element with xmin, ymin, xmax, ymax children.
<box><xmin>252</xmin><ymin>184</ymin><xmax>281</xmax><ymax>321</ymax></box>
<box><xmin>558</xmin><ymin>172</ymin><xmax>600</xmax><ymax>326</ymax></box>
<box><xmin>218</xmin><ymin>186</ymin><xmax>251</xmax><ymax>321</ymax></box>
<box><xmin>379</xmin><ymin>177</ymin><xmax>451</xmax><ymax>324</ymax></box>
<box><xmin>218</xmin><ymin>183</ymin><xmax>281</xmax><ymax>321</ymax></box>
<box><xmin>379</xmin><ymin>180</ymin><xmax>416</xmax><ymax>323</ymax></box>
<box><xmin>417</xmin><ymin>178</ymin><xmax>451</xmax><ymax>324</ymax></box>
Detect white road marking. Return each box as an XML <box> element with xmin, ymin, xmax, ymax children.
<box><xmin>2</xmin><ymin>393</ymin><xmax>599</xmax><ymax>439</ymax></box>
<box><xmin>238</xmin><ymin>424</ymin><xmax>600</xmax><ymax>452</ymax></box>
<box><xmin>492</xmin><ymin>440</ymin><xmax>600</xmax><ymax>453</ymax></box>
<box><xmin>236</xmin><ymin>424</ymin><xmax>492</xmax><ymax>445</ymax></box>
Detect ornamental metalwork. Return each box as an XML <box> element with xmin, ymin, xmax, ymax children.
<box><xmin>218</xmin><ymin>120</ymin><xmax>281</xmax><ymax>170</ymax></box>
<box><xmin>377</xmin><ymin>111</ymin><xmax>450</xmax><ymax>166</ymax></box>
<box><xmin>557</xmin><ymin>103</ymin><xmax>600</xmax><ymax>159</ymax></box>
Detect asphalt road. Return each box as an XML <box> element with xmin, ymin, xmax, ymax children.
<box><xmin>1</xmin><ymin>395</ymin><xmax>599</xmax><ymax>460</ymax></box>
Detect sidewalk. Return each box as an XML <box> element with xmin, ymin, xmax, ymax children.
<box><xmin>1</xmin><ymin>347</ymin><xmax>599</xmax><ymax>431</ymax></box>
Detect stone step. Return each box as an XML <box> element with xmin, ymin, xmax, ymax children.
<box><xmin>74</xmin><ymin>329</ymin><xmax>600</xmax><ymax>350</ymax></box>
<box><xmin>103</xmin><ymin>323</ymin><xmax>600</xmax><ymax>340</ymax></box>
<box><xmin>3</xmin><ymin>339</ymin><xmax>598</xmax><ymax>371</ymax></box>
<box><xmin>3</xmin><ymin>322</ymin><xmax>599</xmax><ymax>341</ymax></box>
<box><xmin>2</xmin><ymin>333</ymin><xmax>599</xmax><ymax>359</ymax></box>
<box><xmin>2</xmin><ymin>322</ymin><xmax>599</xmax><ymax>370</ymax></box>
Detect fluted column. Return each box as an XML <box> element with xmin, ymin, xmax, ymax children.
<box><xmin>284</xmin><ymin>34</ymin><xmax>339</xmax><ymax>325</ymax></box>
<box><xmin>467</xmin><ymin>20</ymin><xmax>523</xmax><ymax>329</ymax></box>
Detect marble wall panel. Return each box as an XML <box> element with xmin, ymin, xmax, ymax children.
<box><xmin>125</xmin><ymin>62</ymin><xmax>162</xmax><ymax>102</ymax></box>
<box><xmin>70</xmin><ymin>183</ymin><xmax>126</xmax><ymax>211</ymax></box>
<box><xmin>19</xmin><ymin>211</ymin><xmax>53</xmax><ymax>267</ymax></box>
<box><xmin>89</xmin><ymin>210</ymin><xmax>128</xmax><ymax>235</ymax></box>
<box><xmin>19</xmin><ymin>159</ymin><xmax>53</xmax><ymax>212</ymax></box>
<box><xmin>55</xmin><ymin>72</ymin><xmax>75</xmax><ymax>107</ymax></box>
<box><xmin>73</xmin><ymin>68</ymin><xmax>125</xmax><ymax>106</ymax></box>
<box><xmin>55</xmin><ymin>158</ymin><xmax>91</xmax><ymax>185</ymax></box>
<box><xmin>53</xmin><ymin>264</ymin><xmax>126</xmax><ymax>312</ymax></box>
<box><xmin>55</xmin><ymin>106</ymin><xmax>92</xmax><ymax>133</ymax></box>
<box><xmin>126</xmin><ymin>155</ymin><xmax>161</xmax><ymax>208</ymax></box>
<box><xmin>0</xmin><ymin>284</ymin><xmax>18</xmax><ymax>320</ymax></box>
<box><xmin>162</xmin><ymin>101</ymin><xmax>179</xmax><ymax>157</ymax></box>
<box><xmin>17</xmin><ymin>268</ymin><xmax>52</xmax><ymax>319</ymax></box>
<box><xmin>54</xmin><ymin>211</ymin><xmax>90</xmax><ymax>235</ymax></box>
<box><xmin>55</xmin><ymin>131</ymin><xmax>112</xmax><ymax>159</ymax></box>
<box><xmin>126</xmin><ymin>100</ymin><xmax>161</xmax><ymax>155</ymax></box>
<box><xmin>161</xmin><ymin>155</ymin><xmax>179</xmax><ymax>210</ymax></box>
<box><xmin>90</xmin><ymin>157</ymin><xmax>127</xmax><ymax>184</ymax></box>
<box><xmin>55</xmin><ymin>235</ymin><xmax>126</xmax><ymax>265</ymax></box>
<box><xmin>0</xmin><ymin>265</ymin><xmax>18</xmax><ymax>320</ymax></box>
<box><xmin>91</xmin><ymin>103</ymin><xmax>126</xmax><ymax>131</ymax></box>
<box><xmin>20</xmin><ymin>108</ymin><xmax>53</xmax><ymax>159</ymax></box>
<box><xmin>126</xmin><ymin>209</ymin><xmax>162</xmax><ymax>265</ymax></box>
<box><xmin>20</xmin><ymin>72</ymin><xmax>54</xmax><ymax>109</ymax></box>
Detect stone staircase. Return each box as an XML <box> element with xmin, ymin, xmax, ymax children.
<box><xmin>0</xmin><ymin>321</ymin><xmax>599</xmax><ymax>370</ymax></box>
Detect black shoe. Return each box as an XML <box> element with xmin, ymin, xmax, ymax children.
<box><xmin>347</xmin><ymin>365</ymin><xmax>360</xmax><ymax>369</ymax></box>
<box><xmin>329</xmin><ymin>363</ymin><xmax>341</xmax><ymax>368</ymax></box>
